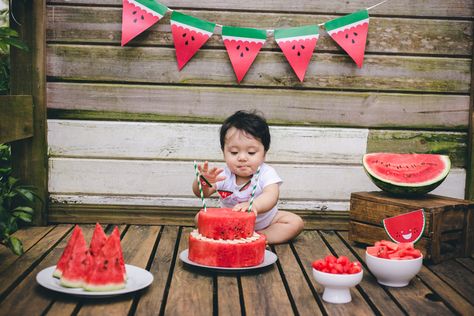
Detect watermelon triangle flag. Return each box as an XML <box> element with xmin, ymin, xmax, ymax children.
<box><xmin>275</xmin><ymin>25</ymin><xmax>319</xmax><ymax>82</ymax></box>
<box><xmin>324</xmin><ymin>10</ymin><xmax>369</xmax><ymax>68</ymax></box>
<box><xmin>222</xmin><ymin>26</ymin><xmax>267</xmax><ymax>83</ymax></box>
<box><xmin>121</xmin><ymin>0</ymin><xmax>168</xmax><ymax>46</ymax></box>
<box><xmin>171</xmin><ymin>11</ymin><xmax>216</xmax><ymax>70</ymax></box>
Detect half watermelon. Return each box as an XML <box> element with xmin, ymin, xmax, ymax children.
<box><xmin>363</xmin><ymin>153</ymin><xmax>451</xmax><ymax>196</ymax></box>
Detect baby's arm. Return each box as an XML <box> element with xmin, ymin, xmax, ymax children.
<box><xmin>233</xmin><ymin>183</ymin><xmax>279</xmax><ymax>214</ymax></box>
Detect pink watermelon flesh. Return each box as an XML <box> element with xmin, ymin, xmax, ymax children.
<box><xmin>60</xmin><ymin>229</ymin><xmax>91</xmax><ymax>288</ymax></box>
<box><xmin>383</xmin><ymin>209</ymin><xmax>425</xmax><ymax>243</ymax></box>
<box><xmin>218</xmin><ymin>190</ymin><xmax>233</xmax><ymax>199</ymax></box>
<box><xmin>278</xmin><ymin>37</ymin><xmax>317</xmax><ymax>81</ymax></box>
<box><xmin>84</xmin><ymin>231</ymin><xmax>126</xmax><ymax>291</ymax></box>
<box><xmin>198</xmin><ymin>208</ymin><xmax>256</xmax><ymax>239</ymax></box>
<box><xmin>223</xmin><ymin>39</ymin><xmax>263</xmax><ymax>82</ymax></box>
<box><xmin>111</xmin><ymin>226</ymin><xmax>127</xmax><ymax>279</ymax></box>
<box><xmin>53</xmin><ymin>225</ymin><xmax>82</xmax><ymax>278</ymax></box>
<box><xmin>89</xmin><ymin>223</ymin><xmax>107</xmax><ymax>257</ymax></box>
<box><xmin>121</xmin><ymin>0</ymin><xmax>160</xmax><ymax>46</ymax></box>
<box><xmin>172</xmin><ymin>24</ymin><xmax>211</xmax><ymax>70</ymax></box>
<box><xmin>330</xmin><ymin>22</ymin><xmax>368</xmax><ymax>68</ymax></box>
<box><xmin>363</xmin><ymin>153</ymin><xmax>450</xmax><ymax>196</ymax></box>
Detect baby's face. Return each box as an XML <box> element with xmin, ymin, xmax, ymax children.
<box><xmin>223</xmin><ymin>127</ymin><xmax>265</xmax><ymax>179</ymax></box>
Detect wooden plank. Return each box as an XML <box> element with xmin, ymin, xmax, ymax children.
<box><xmin>456</xmin><ymin>257</ymin><xmax>474</xmax><ymax>273</ymax></box>
<box><xmin>47</xmin><ymin>83</ymin><xmax>471</xmax><ymax>130</ymax></box>
<box><xmin>46</xmin><ymin>0</ymin><xmax>474</xmax><ymax>18</ymax></box>
<box><xmin>339</xmin><ymin>231</ymin><xmax>457</xmax><ymax>315</ymax></box>
<box><xmin>76</xmin><ymin>225</ymin><xmax>160</xmax><ymax>315</ymax></box>
<box><xmin>0</xmin><ymin>225</ymin><xmax>71</xmax><ymax>301</ymax></box>
<box><xmin>48</xmin><ymin>158</ymin><xmax>467</xmax><ymax>200</ymax></box>
<box><xmin>10</xmin><ymin>1</ymin><xmax>48</xmax><ymax>225</ymax></box>
<box><xmin>47</xmin><ymin>45</ymin><xmax>471</xmax><ymax>93</ymax></box>
<box><xmin>427</xmin><ymin>260</ymin><xmax>474</xmax><ymax>305</ymax></box>
<box><xmin>320</xmin><ymin>231</ymin><xmax>405</xmax><ymax>315</ymax></box>
<box><xmin>164</xmin><ymin>227</ymin><xmax>213</xmax><ymax>315</ymax></box>
<box><xmin>217</xmin><ymin>275</ymin><xmax>241</xmax><ymax>316</ymax></box>
<box><xmin>367</xmin><ymin>130</ymin><xmax>468</xmax><ymax>168</ymax></box>
<box><xmin>272</xmin><ymin>243</ymin><xmax>323</xmax><ymax>316</ymax></box>
<box><xmin>47</xmin><ymin>120</ymin><xmax>369</xmax><ymax>164</ymax></box>
<box><xmin>0</xmin><ymin>225</ymin><xmax>95</xmax><ymax>315</ymax></box>
<box><xmin>466</xmin><ymin>37</ymin><xmax>474</xmax><ymax>200</ymax></box>
<box><xmin>292</xmin><ymin>230</ymin><xmax>375</xmax><ymax>314</ymax></box>
<box><xmin>46</xmin><ymin>6</ymin><xmax>473</xmax><ymax>56</ymax></box>
<box><xmin>0</xmin><ymin>226</ymin><xmax>54</xmax><ymax>275</ymax></box>
<box><xmin>134</xmin><ymin>225</ymin><xmax>179</xmax><ymax>315</ymax></box>
<box><xmin>0</xmin><ymin>95</ymin><xmax>34</xmax><ymax>144</ymax></box>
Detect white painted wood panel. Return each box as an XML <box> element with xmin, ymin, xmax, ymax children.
<box><xmin>48</xmin><ymin>159</ymin><xmax>466</xmax><ymax>204</ymax></box>
<box><xmin>47</xmin><ymin>120</ymin><xmax>369</xmax><ymax>164</ymax></box>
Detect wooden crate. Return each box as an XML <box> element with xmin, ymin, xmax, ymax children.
<box><xmin>349</xmin><ymin>191</ymin><xmax>474</xmax><ymax>263</ymax></box>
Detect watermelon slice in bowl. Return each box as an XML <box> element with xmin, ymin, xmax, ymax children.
<box><xmin>363</xmin><ymin>153</ymin><xmax>451</xmax><ymax>196</ymax></box>
<box><xmin>222</xmin><ymin>26</ymin><xmax>267</xmax><ymax>83</ymax></box>
<box><xmin>275</xmin><ymin>25</ymin><xmax>319</xmax><ymax>82</ymax></box>
<box><xmin>325</xmin><ymin>9</ymin><xmax>370</xmax><ymax>68</ymax></box>
<box><xmin>170</xmin><ymin>11</ymin><xmax>215</xmax><ymax>70</ymax></box>
<box><xmin>121</xmin><ymin>0</ymin><xmax>168</xmax><ymax>46</ymax></box>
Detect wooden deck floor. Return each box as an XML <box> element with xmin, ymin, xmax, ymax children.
<box><xmin>0</xmin><ymin>224</ymin><xmax>473</xmax><ymax>315</ymax></box>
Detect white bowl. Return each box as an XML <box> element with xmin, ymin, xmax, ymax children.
<box><xmin>365</xmin><ymin>251</ymin><xmax>423</xmax><ymax>287</ymax></box>
<box><xmin>312</xmin><ymin>268</ymin><xmax>363</xmax><ymax>304</ymax></box>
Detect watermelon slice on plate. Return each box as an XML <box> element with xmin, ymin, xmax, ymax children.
<box><xmin>275</xmin><ymin>25</ymin><xmax>319</xmax><ymax>82</ymax></box>
<box><xmin>325</xmin><ymin>9</ymin><xmax>370</xmax><ymax>68</ymax></box>
<box><xmin>53</xmin><ymin>225</ymin><xmax>82</xmax><ymax>278</ymax></box>
<box><xmin>222</xmin><ymin>26</ymin><xmax>267</xmax><ymax>83</ymax></box>
<box><xmin>383</xmin><ymin>209</ymin><xmax>426</xmax><ymax>244</ymax></box>
<box><xmin>171</xmin><ymin>11</ymin><xmax>215</xmax><ymax>70</ymax></box>
<box><xmin>363</xmin><ymin>153</ymin><xmax>451</xmax><ymax>196</ymax></box>
<box><xmin>60</xmin><ymin>228</ymin><xmax>91</xmax><ymax>288</ymax></box>
<box><xmin>121</xmin><ymin>0</ymin><xmax>168</xmax><ymax>46</ymax></box>
<box><xmin>89</xmin><ymin>223</ymin><xmax>107</xmax><ymax>257</ymax></box>
<box><xmin>111</xmin><ymin>226</ymin><xmax>127</xmax><ymax>279</ymax></box>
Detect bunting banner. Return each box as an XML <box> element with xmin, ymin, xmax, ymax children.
<box><xmin>170</xmin><ymin>11</ymin><xmax>216</xmax><ymax>70</ymax></box>
<box><xmin>222</xmin><ymin>26</ymin><xmax>267</xmax><ymax>83</ymax></box>
<box><xmin>275</xmin><ymin>25</ymin><xmax>319</xmax><ymax>82</ymax></box>
<box><xmin>324</xmin><ymin>10</ymin><xmax>370</xmax><ymax>68</ymax></box>
<box><xmin>121</xmin><ymin>0</ymin><xmax>168</xmax><ymax>46</ymax></box>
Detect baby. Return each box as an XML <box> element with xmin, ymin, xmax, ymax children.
<box><xmin>192</xmin><ymin>110</ymin><xmax>304</xmax><ymax>244</ymax></box>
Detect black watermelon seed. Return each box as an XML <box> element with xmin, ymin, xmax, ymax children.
<box><xmin>292</xmin><ymin>45</ymin><xmax>296</xmax><ymax>50</ymax></box>
<box><xmin>191</xmin><ymin>36</ymin><xmax>195</xmax><ymax>41</ymax></box>
<box><xmin>182</xmin><ymin>33</ymin><xmax>186</xmax><ymax>37</ymax></box>
<box><xmin>185</xmin><ymin>40</ymin><xmax>188</xmax><ymax>45</ymax></box>
<box><xmin>236</xmin><ymin>45</ymin><xmax>240</xmax><ymax>50</ymax></box>
<box><xmin>345</xmin><ymin>34</ymin><xmax>348</xmax><ymax>39</ymax></box>
<box><xmin>301</xmin><ymin>45</ymin><xmax>305</xmax><ymax>49</ymax></box>
<box><xmin>245</xmin><ymin>47</ymin><xmax>249</xmax><ymax>51</ymax></box>
<box><xmin>141</xmin><ymin>15</ymin><xmax>144</xmax><ymax>20</ymax></box>
<box><xmin>352</xmin><ymin>39</ymin><xmax>355</xmax><ymax>44</ymax></box>
<box><xmin>133</xmin><ymin>18</ymin><xmax>137</xmax><ymax>23</ymax></box>
<box><xmin>133</xmin><ymin>11</ymin><xmax>137</xmax><ymax>15</ymax></box>
<box><xmin>240</xmin><ymin>52</ymin><xmax>244</xmax><ymax>57</ymax></box>
<box><xmin>297</xmin><ymin>51</ymin><xmax>301</xmax><ymax>56</ymax></box>
<box><xmin>354</xmin><ymin>32</ymin><xmax>358</xmax><ymax>36</ymax></box>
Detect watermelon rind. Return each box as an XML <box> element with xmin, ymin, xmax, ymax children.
<box><xmin>170</xmin><ymin>11</ymin><xmax>215</xmax><ymax>35</ymax></box>
<box><xmin>129</xmin><ymin>0</ymin><xmax>168</xmax><ymax>18</ymax></box>
<box><xmin>274</xmin><ymin>25</ymin><xmax>319</xmax><ymax>42</ymax></box>
<box><xmin>383</xmin><ymin>210</ymin><xmax>426</xmax><ymax>244</ymax></box>
<box><xmin>222</xmin><ymin>26</ymin><xmax>266</xmax><ymax>44</ymax></box>
<box><xmin>363</xmin><ymin>153</ymin><xmax>451</xmax><ymax>196</ymax></box>
<box><xmin>325</xmin><ymin>10</ymin><xmax>369</xmax><ymax>35</ymax></box>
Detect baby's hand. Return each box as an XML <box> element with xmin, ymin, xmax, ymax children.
<box><xmin>233</xmin><ymin>202</ymin><xmax>257</xmax><ymax>214</ymax></box>
<box><xmin>198</xmin><ymin>161</ymin><xmax>226</xmax><ymax>185</ymax></box>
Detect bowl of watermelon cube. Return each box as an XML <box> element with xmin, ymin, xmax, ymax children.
<box><xmin>366</xmin><ymin>240</ymin><xmax>423</xmax><ymax>287</ymax></box>
<box><xmin>312</xmin><ymin>255</ymin><xmax>363</xmax><ymax>304</ymax></box>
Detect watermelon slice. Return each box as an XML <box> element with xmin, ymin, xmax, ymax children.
<box><xmin>111</xmin><ymin>226</ymin><xmax>127</xmax><ymax>279</ymax></box>
<box><xmin>275</xmin><ymin>25</ymin><xmax>319</xmax><ymax>82</ymax></box>
<box><xmin>60</xmin><ymin>228</ymin><xmax>91</xmax><ymax>288</ymax></box>
<box><xmin>217</xmin><ymin>190</ymin><xmax>232</xmax><ymax>199</ymax></box>
<box><xmin>171</xmin><ymin>11</ymin><xmax>215</xmax><ymax>70</ymax></box>
<box><xmin>84</xmin><ymin>229</ymin><xmax>126</xmax><ymax>291</ymax></box>
<box><xmin>383</xmin><ymin>209</ymin><xmax>426</xmax><ymax>244</ymax></box>
<box><xmin>89</xmin><ymin>223</ymin><xmax>107</xmax><ymax>257</ymax></box>
<box><xmin>222</xmin><ymin>26</ymin><xmax>267</xmax><ymax>83</ymax></box>
<box><xmin>53</xmin><ymin>225</ymin><xmax>82</xmax><ymax>278</ymax></box>
<box><xmin>198</xmin><ymin>208</ymin><xmax>256</xmax><ymax>239</ymax></box>
<box><xmin>363</xmin><ymin>153</ymin><xmax>451</xmax><ymax>196</ymax></box>
<box><xmin>325</xmin><ymin>10</ymin><xmax>370</xmax><ymax>68</ymax></box>
<box><xmin>121</xmin><ymin>0</ymin><xmax>168</xmax><ymax>46</ymax></box>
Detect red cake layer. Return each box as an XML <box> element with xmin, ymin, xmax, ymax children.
<box><xmin>197</xmin><ymin>208</ymin><xmax>256</xmax><ymax>240</ymax></box>
<box><xmin>188</xmin><ymin>230</ymin><xmax>266</xmax><ymax>267</ymax></box>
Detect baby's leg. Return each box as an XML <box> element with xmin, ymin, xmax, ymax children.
<box><xmin>258</xmin><ymin>211</ymin><xmax>304</xmax><ymax>245</ymax></box>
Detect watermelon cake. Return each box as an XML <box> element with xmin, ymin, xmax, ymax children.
<box><xmin>188</xmin><ymin>208</ymin><xmax>266</xmax><ymax>267</ymax></box>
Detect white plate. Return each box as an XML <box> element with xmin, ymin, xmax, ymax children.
<box><xmin>36</xmin><ymin>264</ymin><xmax>153</xmax><ymax>297</ymax></box>
<box><xmin>179</xmin><ymin>249</ymin><xmax>277</xmax><ymax>272</ymax></box>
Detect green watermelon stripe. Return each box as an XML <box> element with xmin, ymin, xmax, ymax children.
<box><xmin>171</xmin><ymin>11</ymin><xmax>215</xmax><ymax>33</ymax></box>
<box><xmin>274</xmin><ymin>25</ymin><xmax>319</xmax><ymax>40</ymax></box>
<box><xmin>171</xmin><ymin>20</ymin><xmax>213</xmax><ymax>36</ymax></box>
<box><xmin>222</xmin><ymin>26</ymin><xmax>267</xmax><ymax>40</ymax></box>
<box><xmin>324</xmin><ymin>10</ymin><xmax>369</xmax><ymax>32</ymax></box>
<box><xmin>132</xmin><ymin>0</ymin><xmax>168</xmax><ymax>17</ymax></box>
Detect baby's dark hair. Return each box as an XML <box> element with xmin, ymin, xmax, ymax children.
<box><xmin>220</xmin><ymin>110</ymin><xmax>270</xmax><ymax>152</ymax></box>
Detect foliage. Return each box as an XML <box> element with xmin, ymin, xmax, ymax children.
<box><xmin>0</xmin><ymin>144</ymin><xmax>38</xmax><ymax>255</ymax></box>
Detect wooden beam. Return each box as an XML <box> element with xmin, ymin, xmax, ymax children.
<box><xmin>9</xmin><ymin>1</ymin><xmax>48</xmax><ymax>225</ymax></box>
<box><xmin>0</xmin><ymin>95</ymin><xmax>33</xmax><ymax>144</ymax></box>
<box><xmin>467</xmin><ymin>46</ymin><xmax>474</xmax><ymax>200</ymax></box>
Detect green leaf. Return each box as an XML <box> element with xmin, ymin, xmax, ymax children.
<box><xmin>12</xmin><ymin>211</ymin><xmax>32</xmax><ymax>222</ymax></box>
<box><xmin>12</xmin><ymin>206</ymin><xmax>34</xmax><ymax>214</ymax></box>
<box><xmin>8</xmin><ymin>236</ymin><xmax>23</xmax><ymax>255</ymax></box>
